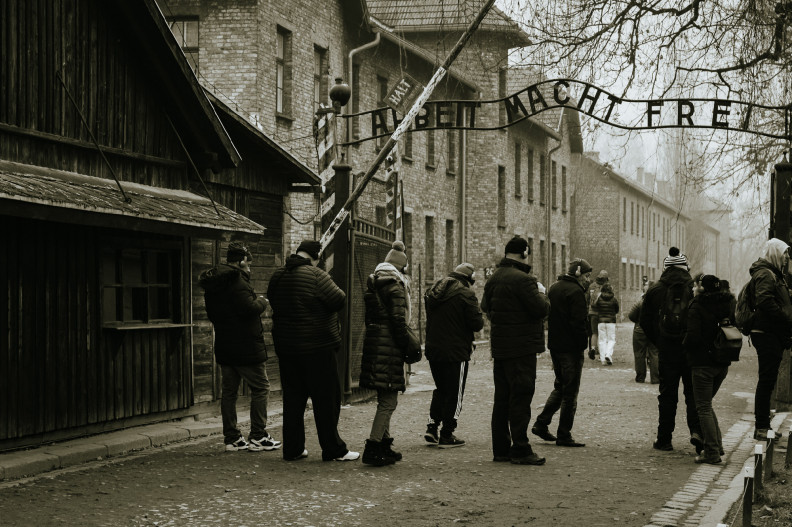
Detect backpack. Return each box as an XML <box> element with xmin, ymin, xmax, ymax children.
<box><xmin>735</xmin><ymin>280</ymin><xmax>757</xmax><ymax>336</ymax></box>
<box><xmin>712</xmin><ymin>319</ymin><xmax>743</xmax><ymax>363</ymax></box>
<box><xmin>657</xmin><ymin>283</ymin><xmax>692</xmax><ymax>338</ymax></box>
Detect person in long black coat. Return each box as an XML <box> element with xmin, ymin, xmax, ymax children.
<box><xmin>683</xmin><ymin>275</ymin><xmax>736</xmax><ymax>464</ymax></box>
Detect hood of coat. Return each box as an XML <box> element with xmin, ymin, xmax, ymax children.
<box><xmin>284</xmin><ymin>254</ymin><xmax>313</xmax><ymax>270</ymax></box>
<box><xmin>198</xmin><ymin>264</ymin><xmax>245</xmax><ymax>292</ymax></box>
<box><xmin>558</xmin><ymin>274</ymin><xmax>586</xmax><ymax>291</ymax></box>
<box><xmin>599</xmin><ymin>289</ymin><xmax>615</xmax><ymax>301</ymax></box>
<box><xmin>425</xmin><ymin>276</ymin><xmax>467</xmax><ymax>308</ymax></box>
<box><xmin>762</xmin><ymin>238</ymin><xmax>789</xmax><ymax>273</ymax></box>
<box><xmin>750</xmin><ymin>256</ymin><xmax>786</xmax><ymax>280</ymax></box>
<box><xmin>497</xmin><ymin>257</ymin><xmax>532</xmax><ymax>274</ymax></box>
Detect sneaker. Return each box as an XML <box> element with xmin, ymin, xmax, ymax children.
<box><xmin>334</xmin><ymin>450</ymin><xmax>360</xmax><ymax>461</ymax></box>
<box><xmin>653</xmin><ymin>440</ymin><xmax>673</xmax><ymax>451</ymax></box>
<box><xmin>437</xmin><ymin>435</ymin><xmax>465</xmax><ymax>449</ymax></box>
<box><xmin>511</xmin><ymin>453</ymin><xmax>546</xmax><ymax>465</ymax></box>
<box><xmin>249</xmin><ymin>432</ymin><xmax>281</xmax><ymax>452</ymax></box>
<box><xmin>689</xmin><ymin>433</ymin><xmax>704</xmax><ymax>455</ymax></box>
<box><xmin>605</xmin><ymin>357</ymin><xmax>612</xmax><ymax>365</ymax></box>
<box><xmin>531</xmin><ymin>425</ymin><xmax>557</xmax><ymax>442</ymax></box>
<box><xmin>225</xmin><ymin>437</ymin><xmax>249</xmax><ymax>452</ymax></box>
<box><xmin>556</xmin><ymin>437</ymin><xmax>585</xmax><ymax>447</ymax></box>
<box><xmin>424</xmin><ymin>424</ymin><xmax>439</xmax><ymax>444</ymax></box>
<box><xmin>284</xmin><ymin>449</ymin><xmax>308</xmax><ymax>461</ymax></box>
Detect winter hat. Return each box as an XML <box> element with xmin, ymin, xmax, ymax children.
<box><xmin>504</xmin><ymin>235</ymin><xmax>529</xmax><ymax>257</ymax></box>
<box><xmin>663</xmin><ymin>247</ymin><xmax>689</xmax><ymax>270</ymax></box>
<box><xmin>296</xmin><ymin>239</ymin><xmax>322</xmax><ymax>260</ymax></box>
<box><xmin>567</xmin><ymin>258</ymin><xmax>593</xmax><ymax>276</ymax></box>
<box><xmin>595</xmin><ymin>270</ymin><xmax>609</xmax><ymax>285</ymax></box>
<box><xmin>453</xmin><ymin>263</ymin><xmax>476</xmax><ymax>284</ymax></box>
<box><xmin>227</xmin><ymin>241</ymin><xmax>252</xmax><ymax>262</ymax></box>
<box><xmin>700</xmin><ymin>274</ymin><xmax>721</xmax><ymax>293</ymax></box>
<box><xmin>384</xmin><ymin>240</ymin><xmax>408</xmax><ymax>270</ymax></box>
<box><xmin>601</xmin><ymin>283</ymin><xmax>613</xmax><ymax>294</ymax></box>
<box><xmin>763</xmin><ymin>238</ymin><xmax>790</xmax><ymax>272</ymax></box>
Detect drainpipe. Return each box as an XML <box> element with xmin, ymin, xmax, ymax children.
<box><xmin>546</xmin><ymin>108</ymin><xmax>564</xmax><ymax>283</ymax></box>
<box><xmin>461</xmin><ymin>128</ymin><xmax>467</xmax><ymax>262</ymax></box>
<box><xmin>346</xmin><ymin>32</ymin><xmax>381</xmax><ymax>163</ymax></box>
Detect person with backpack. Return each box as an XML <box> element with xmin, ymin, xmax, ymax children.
<box><xmin>745</xmin><ymin>238</ymin><xmax>792</xmax><ymax>441</ymax></box>
<box><xmin>640</xmin><ymin>247</ymin><xmax>702</xmax><ymax>452</ymax></box>
<box><xmin>682</xmin><ymin>275</ymin><xmax>736</xmax><ymax>464</ymax></box>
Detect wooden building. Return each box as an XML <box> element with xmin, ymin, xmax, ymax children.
<box><xmin>0</xmin><ymin>0</ymin><xmax>308</xmax><ymax>450</ymax></box>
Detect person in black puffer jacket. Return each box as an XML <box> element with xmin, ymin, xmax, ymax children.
<box><xmin>267</xmin><ymin>240</ymin><xmax>357</xmax><ymax>463</ymax></box>
<box><xmin>199</xmin><ymin>241</ymin><xmax>280</xmax><ymax>452</ymax></box>
<box><xmin>594</xmin><ymin>283</ymin><xmax>620</xmax><ymax>365</ymax></box>
<box><xmin>360</xmin><ymin>241</ymin><xmax>413</xmax><ymax>466</ymax></box>
<box><xmin>683</xmin><ymin>275</ymin><xmax>736</xmax><ymax>464</ymax></box>
<box><xmin>481</xmin><ymin>236</ymin><xmax>550</xmax><ymax>465</ymax></box>
<box><xmin>423</xmin><ymin>262</ymin><xmax>484</xmax><ymax>448</ymax></box>
<box><xmin>746</xmin><ymin>238</ymin><xmax>792</xmax><ymax>441</ymax></box>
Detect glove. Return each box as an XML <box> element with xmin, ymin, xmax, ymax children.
<box><xmin>537</xmin><ymin>282</ymin><xmax>546</xmax><ymax>295</ymax></box>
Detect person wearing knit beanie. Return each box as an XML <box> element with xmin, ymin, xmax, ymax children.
<box><xmin>423</xmin><ymin>262</ymin><xmax>484</xmax><ymax>447</ymax></box>
<box><xmin>663</xmin><ymin>247</ymin><xmax>689</xmax><ymax>270</ymax></box>
<box><xmin>384</xmin><ymin>241</ymin><xmax>408</xmax><ymax>272</ymax></box>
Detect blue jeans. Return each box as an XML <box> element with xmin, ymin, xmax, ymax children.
<box><xmin>691</xmin><ymin>365</ymin><xmax>728</xmax><ymax>458</ymax></box>
<box><xmin>221</xmin><ymin>362</ymin><xmax>270</xmax><ymax>443</ymax></box>
<box><xmin>535</xmin><ymin>351</ymin><xmax>584</xmax><ymax>440</ymax></box>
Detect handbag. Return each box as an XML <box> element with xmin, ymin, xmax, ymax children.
<box><xmin>711</xmin><ymin>319</ymin><xmax>742</xmax><ymax>364</ymax></box>
<box><xmin>403</xmin><ymin>326</ymin><xmax>423</xmax><ymax>365</ymax></box>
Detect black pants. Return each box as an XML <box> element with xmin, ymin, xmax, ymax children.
<box><xmin>428</xmin><ymin>360</ymin><xmax>469</xmax><ymax>436</ymax></box>
<box><xmin>278</xmin><ymin>350</ymin><xmax>347</xmax><ymax>460</ymax></box>
<box><xmin>535</xmin><ymin>351</ymin><xmax>584</xmax><ymax>440</ymax></box>
<box><xmin>657</xmin><ymin>353</ymin><xmax>700</xmax><ymax>443</ymax></box>
<box><xmin>491</xmin><ymin>354</ymin><xmax>537</xmax><ymax>459</ymax></box>
<box><xmin>751</xmin><ymin>332</ymin><xmax>785</xmax><ymax>429</ymax></box>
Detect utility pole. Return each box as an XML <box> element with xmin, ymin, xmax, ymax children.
<box><xmin>318</xmin><ymin>0</ymin><xmax>498</xmax><ymax>254</ymax></box>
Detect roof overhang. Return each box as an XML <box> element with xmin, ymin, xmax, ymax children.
<box><xmin>0</xmin><ymin>161</ymin><xmax>264</xmax><ymax>236</ymax></box>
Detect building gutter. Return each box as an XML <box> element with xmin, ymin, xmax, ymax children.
<box><xmin>546</xmin><ymin>107</ymin><xmax>564</xmax><ymax>282</ymax></box>
<box><xmin>347</xmin><ymin>32</ymin><xmax>382</xmax><ymax>160</ymax></box>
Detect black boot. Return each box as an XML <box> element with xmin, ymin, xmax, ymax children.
<box><xmin>381</xmin><ymin>437</ymin><xmax>402</xmax><ymax>462</ymax></box>
<box><xmin>362</xmin><ymin>440</ymin><xmax>395</xmax><ymax>467</ymax></box>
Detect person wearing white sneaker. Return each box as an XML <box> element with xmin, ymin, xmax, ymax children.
<box><xmin>199</xmin><ymin>242</ymin><xmax>278</xmax><ymax>453</ymax></box>
<box><xmin>593</xmin><ymin>284</ymin><xmax>619</xmax><ymax>366</ymax></box>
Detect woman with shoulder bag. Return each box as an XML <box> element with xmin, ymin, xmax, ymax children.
<box><xmin>682</xmin><ymin>274</ymin><xmax>736</xmax><ymax>464</ymax></box>
<box><xmin>360</xmin><ymin>241</ymin><xmax>415</xmax><ymax>466</ymax></box>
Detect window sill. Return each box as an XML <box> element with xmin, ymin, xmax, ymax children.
<box><xmin>276</xmin><ymin>113</ymin><xmax>294</xmax><ymax>123</ymax></box>
<box><xmin>103</xmin><ymin>323</ymin><xmax>194</xmax><ymax>330</ymax></box>
<box><xmin>446</xmin><ymin>170</ymin><xmax>456</xmax><ymax>177</ymax></box>
<box><xmin>402</xmin><ymin>155</ymin><xmax>413</xmax><ymax>163</ymax></box>
<box><xmin>425</xmin><ymin>163</ymin><xmax>436</xmax><ymax>171</ymax></box>
<box><xmin>552</xmin><ymin>206</ymin><xmax>559</xmax><ymax>210</ymax></box>
<box><xmin>515</xmin><ymin>193</ymin><xmax>522</xmax><ymax>199</ymax></box>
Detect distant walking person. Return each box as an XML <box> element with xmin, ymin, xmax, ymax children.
<box><xmin>423</xmin><ymin>263</ymin><xmax>484</xmax><ymax>448</ymax></box>
<box><xmin>199</xmin><ymin>241</ymin><xmax>281</xmax><ymax>453</ymax></box>
<box><xmin>683</xmin><ymin>275</ymin><xmax>735</xmax><ymax>464</ymax></box>
<box><xmin>360</xmin><ymin>241</ymin><xmax>414</xmax><ymax>466</ymax></box>
<box><xmin>531</xmin><ymin>258</ymin><xmax>592</xmax><ymax>448</ymax></box>
<box><xmin>746</xmin><ymin>238</ymin><xmax>792</xmax><ymax>441</ymax></box>
<box><xmin>267</xmin><ymin>240</ymin><xmax>358</xmax><ymax>462</ymax></box>
<box><xmin>640</xmin><ymin>247</ymin><xmax>702</xmax><ymax>452</ymax></box>
<box><xmin>482</xmin><ymin>236</ymin><xmax>550</xmax><ymax>465</ymax></box>
<box><xmin>628</xmin><ymin>287</ymin><xmax>660</xmax><ymax>384</ymax></box>
<box><xmin>588</xmin><ymin>270</ymin><xmax>609</xmax><ymax>360</ymax></box>
<box><xmin>594</xmin><ymin>283</ymin><xmax>619</xmax><ymax>365</ymax></box>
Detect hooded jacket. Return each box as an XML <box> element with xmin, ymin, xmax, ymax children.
<box><xmin>683</xmin><ymin>291</ymin><xmax>736</xmax><ymax>367</ymax></box>
<box><xmin>360</xmin><ymin>263</ymin><xmax>410</xmax><ymax>391</ymax></box>
<box><xmin>481</xmin><ymin>258</ymin><xmax>550</xmax><ymax>359</ymax></box>
<box><xmin>640</xmin><ymin>266</ymin><xmax>694</xmax><ymax>352</ymax></box>
<box><xmin>266</xmin><ymin>255</ymin><xmax>346</xmax><ymax>356</ymax></box>
<box><xmin>593</xmin><ymin>288</ymin><xmax>620</xmax><ymax>323</ymax></box>
<box><xmin>748</xmin><ymin>239</ymin><xmax>792</xmax><ymax>339</ymax></box>
<box><xmin>198</xmin><ymin>264</ymin><xmax>268</xmax><ymax>366</ymax></box>
<box><xmin>547</xmin><ymin>274</ymin><xmax>589</xmax><ymax>352</ymax></box>
<box><xmin>424</xmin><ymin>272</ymin><xmax>484</xmax><ymax>362</ymax></box>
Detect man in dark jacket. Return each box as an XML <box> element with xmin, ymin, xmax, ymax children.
<box><xmin>267</xmin><ymin>240</ymin><xmax>359</xmax><ymax>462</ymax></box>
<box><xmin>640</xmin><ymin>247</ymin><xmax>702</xmax><ymax>452</ymax></box>
<box><xmin>747</xmin><ymin>238</ymin><xmax>792</xmax><ymax>441</ymax></box>
<box><xmin>481</xmin><ymin>236</ymin><xmax>550</xmax><ymax>465</ymax></box>
<box><xmin>532</xmin><ymin>258</ymin><xmax>592</xmax><ymax>448</ymax></box>
<box><xmin>423</xmin><ymin>262</ymin><xmax>484</xmax><ymax>448</ymax></box>
<box><xmin>198</xmin><ymin>241</ymin><xmax>281</xmax><ymax>452</ymax></box>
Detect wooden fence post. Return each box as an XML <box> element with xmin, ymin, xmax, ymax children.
<box><xmin>754</xmin><ymin>444</ymin><xmax>764</xmax><ymax>501</ymax></box>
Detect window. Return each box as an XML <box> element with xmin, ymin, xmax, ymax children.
<box><xmin>376</xmin><ymin>75</ymin><xmax>389</xmax><ymax>150</ymax></box>
<box><xmin>527</xmin><ymin>149</ymin><xmax>534</xmax><ymax>200</ymax></box>
<box><xmin>352</xmin><ymin>63</ymin><xmax>360</xmax><ymax>139</ymax></box>
<box><xmin>498</xmin><ymin>68</ymin><xmax>507</xmax><ymax>125</ymax></box>
<box><xmin>630</xmin><ymin>201</ymin><xmax>634</xmax><ymax>235</ymax></box>
<box><xmin>404</xmin><ymin>212</ymin><xmax>413</xmax><ymax>257</ymax></box>
<box><xmin>561</xmin><ymin>244</ymin><xmax>566</xmax><ymax>272</ymax></box>
<box><xmin>652</xmin><ymin>212</ymin><xmax>656</xmax><ymax>241</ymax></box>
<box><xmin>276</xmin><ymin>27</ymin><xmax>293</xmax><ymax>116</ymax></box>
<box><xmin>403</xmin><ymin>129</ymin><xmax>413</xmax><ymax>159</ymax></box>
<box><xmin>497</xmin><ymin>165</ymin><xmax>506</xmax><ymax>227</ymax></box>
<box><xmin>539</xmin><ymin>154</ymin><xmax>546</xmax><ymax>205</ymax></box>
<box><xmin>551</xmin><ymin>242</ymin><xmax>557</xmax><ymax>279</ymax></box>
<box><xmin>314</xmin><ymin>46</ymin><xmax>329</xmax><ymax>109</ymax></box>
<box><xmin>102</xmin><ymin>248</ymin><xmax>179</xmax><ymax>325</ymax></box>
<box><xmin>630</xmin><ymin>263</ymin><xmax>634</xmax><ymax>289</ymax></box>
<box><xmin>168</xmin><ymin>17</ymin><xmax>199</xmax><ymax>73</ymax></box>
<box><xmin>426</xmin><ymin>129</ymin><xmax>435</xmax><ymax>167</ymax></box>
<box><xmin>623</xmin><ymin>197</ymin><xmax>627</xmax><ymax>232</ymax></box>
<box><xmin>514</xmin><ymin>143</ymin><xmax>522</xmax><ymax>197</ymax></box>
<box><xmin>622</xmin><ymin>262</ymin><xmax>627</xmax><ymax>288</ymax></box>
<box><xmin>445</xmin><ymin>220</ymin><xmax>454</xmax><ymax>273</ymax></box>
<box><xmin>539</xmin><ymin>240</ymin><xmax>546</xmax><ymax>284</ymax></box>
<box><xmin>425</xmin><ymin>216</ymin><xmax>435</xmax><ymax>281</ymax></box>
<box><xmin>551</xmin><ymin>160</ymin><xmax>558</xmax><ymax>209</ymax></box>
<box><xmin>375</xmin><ymin>205</ymin><xmax>386</xmax><ymax>226</ymax></box>
<box><xmin>447</xmin><ymin>130</ymin><xmax>457</xmax><ymax>174</ymax></box>
<box><xmin>561</xmin><ymin>166</ymin><xmax>567</xmax><ymax>213</ymax></box>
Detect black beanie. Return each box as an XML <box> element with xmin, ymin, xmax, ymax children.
<box><xmin>505</xmin><ymin>236</ymin><xmax>529</xmax><ymax>256</ymax></box>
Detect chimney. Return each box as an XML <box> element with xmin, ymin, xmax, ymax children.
<box><xmin>637</xmin><ymin>167</ymin><xmax>645</xmax><ymax>185</ymax></box>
